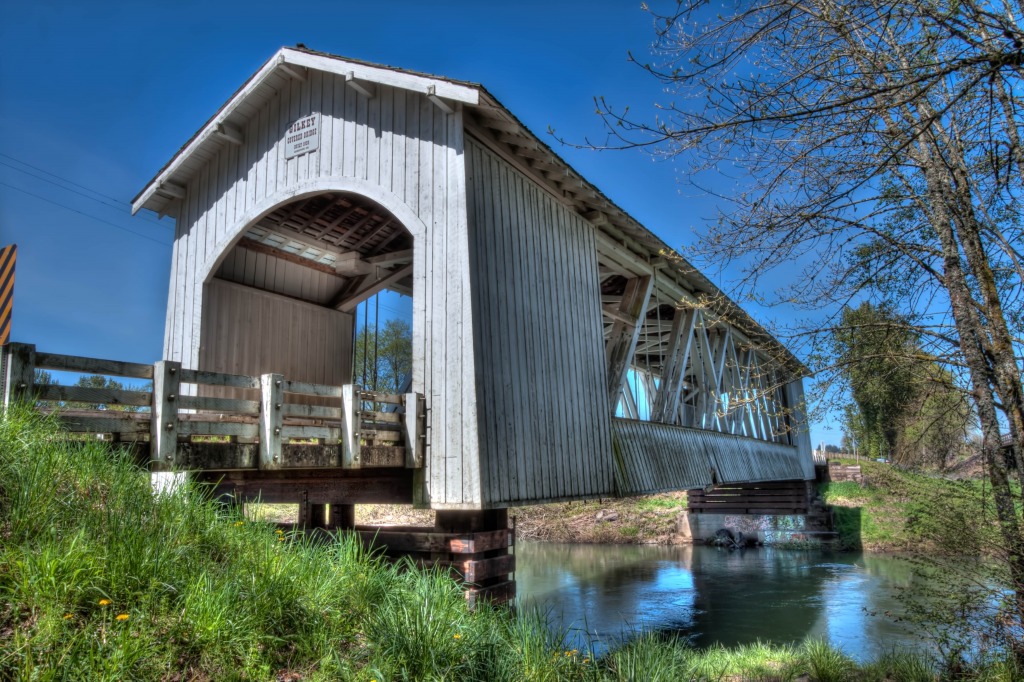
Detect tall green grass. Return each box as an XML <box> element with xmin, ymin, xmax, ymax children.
<box><xmin>1</xmin><ymin>407</ymin><xmax>1018</xmax><ymax>680</ymax></box>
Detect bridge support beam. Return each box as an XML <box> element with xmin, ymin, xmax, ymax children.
<box><xmin>650</xmin><ymin>308</ymin><xmax>696</xmax><ymax>423</ymax></box>
<box><xmin>605</xmin><ymin>275</ymin><xmax>653</xmax><ymax>411</ymax></box>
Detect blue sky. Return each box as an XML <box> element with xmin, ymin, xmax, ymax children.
<box><xmin>0</xmin><ymin>0</ymin><xmax>841</xmax><ymax>447</ymax></box>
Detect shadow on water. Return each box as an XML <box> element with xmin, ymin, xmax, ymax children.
<box><xmin>515</xmin><ymin>539</ymin><xmax>924</xmax><ymax>661</ymax></box>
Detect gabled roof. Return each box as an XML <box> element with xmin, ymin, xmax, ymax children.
<box><xmin>133</xmin><ymin>46</ymin><xmax>808</xmax><ymax>377</ymax></box>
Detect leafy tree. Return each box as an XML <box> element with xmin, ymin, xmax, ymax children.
<box><xmin>589</xmin><ymin>0</ymin><xmax>1024</xmax><ymax>655</ymax></box>
<box><xmin>353</xmin><ymin>318</ymin><xmax>412</xmax><ymax>394</ymax></box>
<box><xmin>833</xmin><ymin>303</ymin><xmax>920</xmax><ymax>460</ymax></box>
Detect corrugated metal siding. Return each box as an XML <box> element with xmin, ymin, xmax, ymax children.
<box><xmin>200</xmin><ymin>279</ymin><xmax>352</xmax><ymax>384</ymax></box>
<box><xmin>465</xmin><ymin>138</ymin><xmax>614</xmax><ymax>506</ymax></box>
<box><xmin>165</xmin><ymin>74</ymin><xmax>480</xmax><ymax>507</ymax></box>
<box><xmin>611</xmin><ymin>418</ymin><xmax>809</xmax><ymax>496</ymax></box>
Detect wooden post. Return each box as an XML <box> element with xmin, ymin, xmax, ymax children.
<box><xmin>151</xmin><ymin>360</ymin><xmax>181</xmax><ymax>467</ymax></box>
<box><xmin>3</xmin><ymin>342</ymin><xmax>35</xmax><ymax>409</ymax></box>
<box><xmin>341</xmin><ymin>384</ymin><xmax>360</xmax><ymax>468</ymax></box>
<box><xmin>260</xmin><ymin>373</ymin><xmax>284</xmax><ymax>470</ymax></box>
<box><xmin>605</xmin><ymin>276</ymin><xmax>653</xmax><ymax>411</ymax></box>
<box><xmin>403</xmin><ymin>392</ymin><xmax>424</xmax><ymax>468</ymax></box>
<box><xmin>329</xmin><ymin>504</ymin><xmax>355</xmax><ymax>530</ymax></box>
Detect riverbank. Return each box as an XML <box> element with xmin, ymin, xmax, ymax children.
<box><xmin>256</xmin><ymin>456</ymin><xmax>998</xmax><ymax>553</ymax></box>
<box><xmin>1</xmin><ymin>409</ymin><xmax>1018</xmax><ymax>680</ymax></box>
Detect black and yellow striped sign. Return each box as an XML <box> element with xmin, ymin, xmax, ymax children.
<box><xmin>0</xmin><ymin>244</ymin><xmax>15</xmax><ymax>346</ymax></box>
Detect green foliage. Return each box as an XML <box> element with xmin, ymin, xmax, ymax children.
<box><xmin>0</xmin><ymin>409</ymin><xmax>1017</xmax><ymax>680</ymax></box>
<box><xmin>803</xmin><ymin>639</ymin><xmax>857</xmax><ymax>682</ymax></box>
<box><xmin>833</xmin><ymin>303</ymin><xmax>970</xmax><ymax>470</ymax></box>
<box><xmin>353</xmin><ymin>317</ymin><xmax>412</xmax><ymax>393</ymax></box>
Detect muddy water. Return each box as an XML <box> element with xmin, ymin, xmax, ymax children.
<box><xmin>515</xmin><ymin>542</ymin><xmax>930</xmax><ymax>660</ymax></box>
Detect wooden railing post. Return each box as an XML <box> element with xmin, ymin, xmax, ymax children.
<box><xmin>259</xmin><ymin>373</ymin><xmax>284</xmax><ymax>470</ymax></box>
<box><xmin>3</xmin><ymin>342</ymin><xmax>36</xmax><ymax>409</ymax></box>
<box><xmin>403</xmin><ymin>392</ymin><xmax>425</xmax><ymax>468</ymax></box>
<box><xmin>151</xmin><ymin>360</ymin><xmax>181</xmax><ymax>466</ymax></box>
<box><xmin>341</xmin><ymin>384</ymin><xmax>360</xmax><ymax>468</ymax></box>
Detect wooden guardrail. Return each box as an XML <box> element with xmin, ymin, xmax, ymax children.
<box><xmin>1</xmin><ymin>343</ymin><xmax>424</xmax><ymax>472</ymax></box>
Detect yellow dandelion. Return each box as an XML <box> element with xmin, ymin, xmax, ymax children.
<box><xmin>98</xmin><ymin>599</ymin><xmax>111</xmax><ymax>606</ymax></box>
<box><xmin>275</xmin><ymin>529</ymin><xmax>284</xmax><ymax>534</ymax></box>
<box><xmin>234</xmin><ymin>521</ymin><xmax>244</xmax><ymax>527</ymax></box>
<box><xmin>583</xmin><ymin>658</ymin><xmax>590</xmax><ymax>664</ymax></box>
<box><xmin>116</xmin><ymin>613</ymin><xmax>129</xmax><ymax>621</ymax></box>
<box><xmin>278</xmin><ymin>536</ymin><xmax>286</xmax><ymax>542</ymax></box>
<box><xmin>571</xmin><ymin>649</ymin><xmax>578</xmax><ymax>655</ymax></box>
<box><xmin>62</xmin><ymin>613</ymin><xmax>73</xmax><ymax>620</ymax></box>
<box><xmin>453</xmin><ymin>633</ymin><xmax>462</xmax><ymax>640</ymax></box>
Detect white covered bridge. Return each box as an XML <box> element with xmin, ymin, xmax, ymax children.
<box><xmin>2</xmin><ymin>47</ymin><xmax>813</xmax><ymax>601</ymax></box>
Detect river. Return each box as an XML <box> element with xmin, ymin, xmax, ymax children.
<box><xmin>515</xmin><ymin>542</ymin><xmax>929</xmax><ymax>661</ymax></box>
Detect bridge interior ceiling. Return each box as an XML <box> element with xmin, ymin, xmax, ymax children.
<box><xmin>597</xmin><ymin>260</ymin><xmax>793</xmax><ymax>446</ymax></box>
<box><xmin>214</xmin><ymin>191</ymin><xmax>414</xmax><ymax>309</ymax></box>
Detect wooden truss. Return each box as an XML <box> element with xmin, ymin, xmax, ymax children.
<box><xmin>598</xmin><ymin>247</ymin><xmax>794</xmax><ymax>445</ymax></box>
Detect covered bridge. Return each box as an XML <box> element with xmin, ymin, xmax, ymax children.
<box><xmin>4</xmin><ymin>47</ymin><xmax>813</xmax><ymax>601</ymax></box>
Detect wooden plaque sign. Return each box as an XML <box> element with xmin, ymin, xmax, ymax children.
<box><xmin>285</xmin><ymin>113</ymin><xmax>320</xmax><ymax>159</ymax></box>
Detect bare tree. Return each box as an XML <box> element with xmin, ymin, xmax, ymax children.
<box><xmin>584</xmin><ymin>0</ymin><xmax>1023</xmax><ymax>652</ymax></box>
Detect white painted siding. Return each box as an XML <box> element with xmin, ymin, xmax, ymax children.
<box><xmin>165</xmin><ymin>75</ymin><xmax>480</xmax><ymax>508</ymax></box>
<box><xmin>611</xmin><ymin>419</ymin><xmax>808</xmax><ymax>495</ymax></box>
<box><xmin>465</xmin><ymin>138</ymin><xmax>615</xmax><ymax>506</ymax></box>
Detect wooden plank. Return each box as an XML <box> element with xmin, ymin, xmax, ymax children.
<box><xmin>151</xmin><ymin>360</ymin><xmax>181</xmax><ymax>466</ymax></box>
<box><xmin>360</xmin><ymin>409</ymin><xmax>401</xmax><ymax>423</ymax></box>
<box><xmin>178</xmin><ymin>395</ymin><xmax>259</xmax><ymax>414</ymax></box>
<box><xmin>340</xmin><ymin>383</ymin><xmax>360</xmax><ymax>468</ymax></box>
<box><xmin>178</xmin><ymin>421</ymin><xmax>259</xmax><ymax>438</ymax></box>
<box><xmin>170</xmin><ymin>442</ymin><xmax>259</xmax><ymax>471</ymax></box>
<box><xmin>357</xmin><ymin>389</ymin><xmax>404</xmax><ymax>404</ymax></box>
<box><xmin>179</xmin><ymin>368</ymin><xmax>260</xmax><ymax>390</ymax></box>
<box><xmin>282</xmin><ymin>403</ymin><xmax>342</xmax><ymax>419</ymax></box>
<box><xmin>280</xmin><ymin>443</ymin><xmax>341</xmax><ymax>468</ymax></box>
<box><xmin>465</xmin><ymin>580</ymin><xmax>515</xmax><ymax>607</ymax></box>
<box><xmin>196</xmin><ymin>467</ymin><xmax>414</xmax><ymax>504</ymax></box>
<box><xmin>59</xmin><ymin>415</ymin><xmax>151</xmax><ymax>435</ymax></box>
<box><xmin>359</xmin><ymin>428</ymin><xmax>402</xmax><ymax>440</ymax></box>
<box><xmin>260</xmin><ymin>373</ymin><xmax>284</xmax><ymax>469</ymax></box>
<box><xmin>605</xmin><ymin>275</ymin><xmax>654</xmax><ymax>411</ymax></box>
<box><xmin>34</xmin><ymin>352</ymin><xmax>153</xmax><ymax>379</ymax></box>
<box><xmin>403</xmin><ymin>392</ymin><xmax>424</xmax><ymax>468</ymax></box>
<box><xmin>357</xmin><ymin>528</ymin><xmax>509</xmax><ymax>554</ymax></box>
<box><xmin>360</xmin><ymin>445</ymin><xmax>405</xmax><ymax>467</ymax></box>
<box><xmin>334</xmin><ymin>264</ymin><xmax>412</xmax><ymax>312</ymax></box>
<box><xmin>283</xmin><ymin>380</ymin><xmax>343</xmax><ymax>398</ymax></box>
<box><xmin>454</xmin><ymin>553</ymin><xmax>515</xmax><ymax>583</ymax></box>
<box><xmin>281</xmin><ymin>425</ymin><xmax>340</xmax><ymax>440</ymax></box>
<box><xmin>35</xmin><ymin>384</ymin><xmax>152</xmax><ymax>408</ymax></box>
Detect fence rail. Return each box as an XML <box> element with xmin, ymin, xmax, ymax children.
<box><xmin>2</xmin><ymin>342</ymin><xmax>425</xmax><ymax>472</ymax></box>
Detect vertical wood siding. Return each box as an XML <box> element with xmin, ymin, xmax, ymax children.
<box><xmin>165</xmin><ymin>74</ymin><xmax>480</xmax><ymax>507</ymax></box>
<box><xmin>611</xmin><ymin>419</ymin><xmax>808</xmax><ymax>496</ymax></box>
<box><xmin>465</xmin><ymin>138</ymin><xmax>615</xmax><ymax>506</ymax></box>
<box><xmin>215</xmin><ymin>245</ymin><xmax>346</xmax><ymax>306</ymax></box>
<box><xmin>201</xmin><ymin>279</ymin><xmax>352</xmax><ymax>385</ymax></box>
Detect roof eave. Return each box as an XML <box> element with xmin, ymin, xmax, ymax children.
<box><xmin>132</xmin><ymin>46</ymin><xmax>480</xmax><ymax>216</ymax></box>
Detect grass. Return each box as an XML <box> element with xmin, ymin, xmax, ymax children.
<box><xmin>1</xmin><ymin>407</ymin><xmax>1019</xmax><ymax>680</ymax></box>
<box><xmin>818</xmin><ymin>459</ymin><xmax>1009</xmax><ymax>553</ymax></box>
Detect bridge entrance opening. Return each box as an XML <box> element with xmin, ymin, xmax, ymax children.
<box><xmin>200</xmin><ymin>190</ymin><xmax>414</xmax><ymax>392</ymax></box>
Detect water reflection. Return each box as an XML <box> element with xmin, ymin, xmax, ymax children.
<box><xmin>515</xmin><ymin>543</ymin><xmax>922</xmax><ymax>660</ymax></box>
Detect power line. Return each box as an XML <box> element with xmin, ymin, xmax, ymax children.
<box><xmin>0</xmin><ymin>152</ymin><xmax>171</xmax><ymax>229</ymax></box>
<box><xmin>0</xmin><ymin>181</ymin><xmax>172</xmax><ymax>247</ymax></box>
